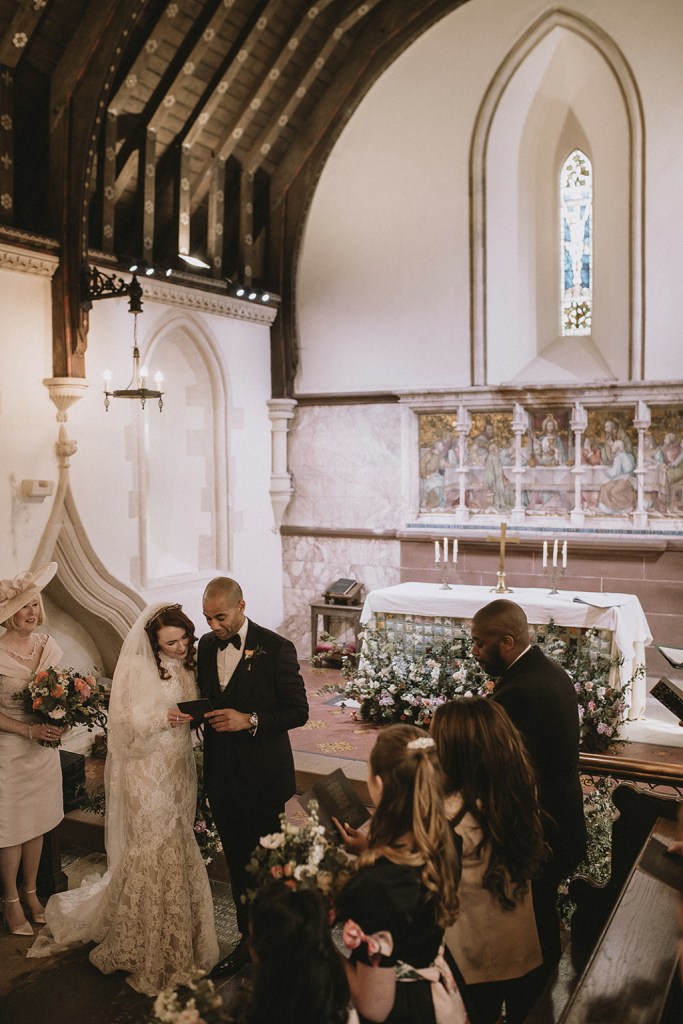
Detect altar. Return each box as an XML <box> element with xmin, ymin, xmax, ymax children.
<box><xmin>360</xmin><ymin>583</ymin><xmax>652</xmax><ymax>719</ymax></box>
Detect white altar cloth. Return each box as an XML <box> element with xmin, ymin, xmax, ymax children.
<box><xmin>361</xmin><ymin>583</ymin><xmax>652</xmax><ymax>719</ymax></box>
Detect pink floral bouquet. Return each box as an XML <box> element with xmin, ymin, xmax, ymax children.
<box><xmin>244</xmin><ymin>802</ymin><xmax>354</xmax><ymax>920</ymax></box>
<box><xmin>15</xmin><ymin>666</ymin><xmax>108</xmax><ymax>747</ymax></box>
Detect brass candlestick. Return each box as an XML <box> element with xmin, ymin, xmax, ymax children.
<box><xmin>491</xmin><ymin>569</ymin><xmax>513</xmax><ymax>594</ymax></box>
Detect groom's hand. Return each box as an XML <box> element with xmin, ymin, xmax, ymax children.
<box><xmin>204</xmin><ymin>708</ymin><xmax>252</xmax><ymax>732</ymax></box>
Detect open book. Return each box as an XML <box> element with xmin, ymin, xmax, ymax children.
<box><xmin>657</xmin><ymin>646</ymin><xmax>683</xmax><ymax>670</ymax></box>
<box><xmin>298</xmin><ymin>768</ymin><xmax>370</xmax><ymax>845</ymax></box>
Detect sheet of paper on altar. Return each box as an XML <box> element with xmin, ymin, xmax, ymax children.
<box><xmin>572</xmin><ymin>593</ymin><xmax>633</xmax><ymax>608</ymax></box>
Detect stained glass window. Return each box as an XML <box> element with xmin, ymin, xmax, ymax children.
<box><xmin>561</xmin><ymin>150</ymin><xmax>592</xmax><ymax>335</ymax></box>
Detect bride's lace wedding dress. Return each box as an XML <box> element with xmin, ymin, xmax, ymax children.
<box><xmin>29</xmin><ymin>610</ymin><xmax>219</xmax><ymax>996</ymax></box>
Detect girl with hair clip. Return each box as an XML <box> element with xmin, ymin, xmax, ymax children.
<box><xmin>335</xmin><ymin>723</ymin><xmax>466</xmax><ymax>1024</ymax></box>
<box><xmin>226</xmin><ymin>880</ymin><xmax>356</xmax><ymax>1024</ymax></box>
<box><xmin>430</xmin><ymin>697</ymin><xmax>547</xmax><ymax>1024</ymax></box>
<box><xmin>28</xmin><ymin>603</ymin><xmax>219</xmax><ymax>994</ymax></box>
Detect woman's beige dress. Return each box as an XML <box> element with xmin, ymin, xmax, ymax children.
<box><xmin>0</xmin><ymin>635</ymin><xmax>64</xmax><ymax>847</ymax></box>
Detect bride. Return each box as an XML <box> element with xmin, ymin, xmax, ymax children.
<box><xmin>29</xmin><ymin>602</ymin><xmax>219</xmax><ymax>994</ymax></box>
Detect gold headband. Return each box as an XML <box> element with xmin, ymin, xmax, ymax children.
<box><xmin>145</xmin><ymin>603</ymin><xmax>182</xmax><ymax>628</ymax></box>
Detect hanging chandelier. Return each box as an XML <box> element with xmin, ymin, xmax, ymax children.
<box><xmin>103</xmin><ymin>309</ymin><xmax>164</xmax><ymax>412</ymax></box>
<box><xmin>80</xmin><ymin>263</ymin><xmax>164</xmax><ymax>413</ymax></box>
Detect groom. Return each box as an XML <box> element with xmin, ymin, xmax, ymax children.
<box><xmin>198</xmin><ymin>576</ymin><xmax>309</xmax><ymax>978</ymax></box>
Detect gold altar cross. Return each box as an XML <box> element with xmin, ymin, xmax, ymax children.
<box><xmin>486</xmin><ymin>522</ymin><xmax>519</xmax><ymax>592</ymax></box>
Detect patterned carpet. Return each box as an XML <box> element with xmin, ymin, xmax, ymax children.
<box><xmin>291</xmin><ymin>663</ymin><xmax>378</xmax><ymax>763</ymax></box>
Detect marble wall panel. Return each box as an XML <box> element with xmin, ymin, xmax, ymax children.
<box><xmin>285</xmin><ymin>404</ymin><xmax>402</xmax><ymax>530</ymax></box>
<box><xmin>280</xmin><ymin>535</ymin><xmax>400</xmax><ymax>656</ymax></box>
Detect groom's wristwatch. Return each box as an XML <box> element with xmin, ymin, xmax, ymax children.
<box><xmin>248</xmin><ymin>711</ymin><xmax>259</xmax><ymax>736</ymax></box>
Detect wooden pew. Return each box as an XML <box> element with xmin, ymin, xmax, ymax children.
<box><xmin>528</xmin><ymin>786</ymin><xmax>682</xmax><ymax>1023</ymax></box>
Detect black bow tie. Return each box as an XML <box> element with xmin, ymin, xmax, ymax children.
<box><xmin>217</xmin><ymin>634</ymin><xmax>241</xmax><ymax>651</ymax></box>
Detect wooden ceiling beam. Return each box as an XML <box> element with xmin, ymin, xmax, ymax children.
<box><xmin>244</xmin><ymin>0</ymin><xmax>383</xmax><ymax>177</ymax></box>
<box><xmin>0</xmin><ymin>0</ymin><xmax>49</xmax><ymax>69</ymax></box>
<box><xmin>179</xmin><ymin>0</ymin><xmax>277</xmax><ymax>152</ymax></box>
<box><xmin>0</xmin><ymin>64</ymin><xmax>13</xmax><ymax>225</ymax></box>
<box><xmin>48</xmin><ymin>0</ymin><xmax>147</xmax><ymax>378</ymax></box>
<box><xmin>111</xmin><ymin>0</ymin><xmax>225</xmax><ymax>169</ymax></box>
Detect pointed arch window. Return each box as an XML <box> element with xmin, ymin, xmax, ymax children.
<box><xmin>561</xmin><ymin>150</ymin><xmax>592</xmax><ymax>335</ymax></box>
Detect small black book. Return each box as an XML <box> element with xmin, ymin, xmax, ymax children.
<box><xmin>298</xmin><ymin>768</ymin><xmax>370</xmax><ymax>844</ymax></box>
<box><xmin>177</xmin><ymin>698</ymin><xmax>213</xmax><ymax>719</ymax></box>
<box><xmin>650</xmin><ymin>677</ymin><xmax>683</xmax><ymax>723</ymax></box>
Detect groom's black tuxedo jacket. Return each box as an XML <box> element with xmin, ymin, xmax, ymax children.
<box><xmin>493</xmin><ymin>645</ymin><xmax>587</xmax><ymax>879</ymax></box>
<box><xmin>197</xmin><ymin>620</ymin><xmax>309</xmax><ymax>813</ymax></box>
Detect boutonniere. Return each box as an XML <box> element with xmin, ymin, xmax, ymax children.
<box><xmin>244</xmin><ymin>644</ymin><xmax>267</xmax><ymax>671</ymax></box>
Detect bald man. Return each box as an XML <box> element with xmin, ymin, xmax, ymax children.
<box><xmin>198</xmin><ymin>577</ymin><xmax>309</xmax><ymax>978</ymax></box>
<box><xmin>470</xmin><ymin>599</ymin><xmax>587</xmax><ymax>992</ymax></box>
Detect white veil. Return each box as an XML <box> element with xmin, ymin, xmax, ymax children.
<box><xmin>28</xmin><ymin>601</ymin><xmax>176</xmax><ymax>956</ymax></box>
<box><xmin>104</xmin><ymin>601</ymin><xmax>179</xmax><ymax>872</ymax></box>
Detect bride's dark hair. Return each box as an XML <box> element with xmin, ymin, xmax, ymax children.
<box><xmin>144</xmin><ymin>604</ymin><xmax>198</xmax><ymax>679</ymax></box>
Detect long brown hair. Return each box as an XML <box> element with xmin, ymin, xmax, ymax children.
<box><xmin>144</xmin><ymin>604</ymin><xmax>198</xmax><ymax>679</ymax></box>
<box><xmin>360</xmin><ymin>723</ymin><xmax>460</xmax><ymax>928</ymax></box>
<box><xmin>430</xmin><ymin>697</ymin><xmax>546</xmax><ymax>909</ymax></box>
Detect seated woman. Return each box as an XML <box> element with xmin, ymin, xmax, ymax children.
<box><xmin>335</xmin><ymin>723</ymin><xmax>465</xmax><ymax>1024</ymax></box>
<box><xmin>430</xmin><ymin>698</ymin><xmax>546</xmax><ymax>1024</ymax></box>
<box><xmin>226</xmin><ymin>880</ymin><xmax>354</xmax><ymax>1024</ymax></box>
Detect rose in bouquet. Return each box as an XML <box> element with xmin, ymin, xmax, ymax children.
<box><xmin>244</xmin><ymin>801</ymin><xmax>354</xmax><ymax>920</ymax></box>
<box><xmin>14</xmin><ymin>665</ymin><xmax>108</xmax><ymax>747</ymax></box>
<box><xmin>151</xmin><ymin>974</ymin><xmax>229</xmax><ymax>1024</ymax></box>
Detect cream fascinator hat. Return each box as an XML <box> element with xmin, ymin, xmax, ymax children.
<box><xmin>0</xmin><ymin>562</ymin><xmax>58</xmax><ymax>622</ymax></box>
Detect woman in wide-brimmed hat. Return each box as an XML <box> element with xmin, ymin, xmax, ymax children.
<box><xmin>0</xmin><ymin>562</ymin><xmax>65</xmax><ymax>936</ymax></box>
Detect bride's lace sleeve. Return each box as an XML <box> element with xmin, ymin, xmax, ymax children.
<box><xmin>107</xmin><ymin>654</ymin><xmax>171</xmax><ymax>759</ymax></box>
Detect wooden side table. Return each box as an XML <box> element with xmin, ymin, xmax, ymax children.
<box><xmin>310</xmin><ymin>599</ymin><xmax>364</xmax><ymax>659</ymax></box>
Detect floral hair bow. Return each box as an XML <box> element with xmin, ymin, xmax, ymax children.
<box><xmin>342</xmin><ymin>919</ymin><xmax>394</xmax><ymax>966</ymax></box>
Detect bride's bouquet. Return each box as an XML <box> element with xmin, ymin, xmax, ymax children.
<box><xmin>244</xmin><ymin>801</ymin><xmax>354</xmax><ymax>921</ymax></box>
<box><xmin>15</xmin><ymin>666</ymin><xmax>108</xmax><ymax>747</ymax></box>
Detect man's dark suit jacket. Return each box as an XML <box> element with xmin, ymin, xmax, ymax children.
<box><xmin>197</xmin><ymin>620</ymin><xmax>309</xmax><ymax>816</ymax></box>
<box><xmin>492</xmin><ymin>645</ymin><xmax>587</xmax><ymax>879</ymax></box>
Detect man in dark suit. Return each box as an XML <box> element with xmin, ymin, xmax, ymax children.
<box><xmin>471</xmin><ymin>599</ymin><xmax>587</xmax><ymax>1005</ymax></box>
<box><xmin>197</xmin><ymin>576</ymin><xmax>309</xmax><ymax>978</ymax></box>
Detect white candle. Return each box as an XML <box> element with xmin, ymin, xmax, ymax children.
<box><xmin>542</xmin><ymin>541</ymin><xmax>548</xmax><ymax>568</ymax></box>
<box><xmin>562</xmin><ymin>540</ymin><xmax>567</xmax><ymax>568</ymax></box>
<box><xmin>435</xmin><ymin>541</ymin><xmax>440</xmax><ymax>563</ymax></box>
<box><xmin>443</xmin><ymin>538</ymin><xmax>448</xmax><ymax>562</ymax></box>
<box><xmin>552</xmin><ymin>539</ymin><xmax>558</xmax><ymax>567</ymax></box>
<box><xmin>452</xmin><ymin>539</ymin><xmax>458</xmax><ymax>564</ymax></box>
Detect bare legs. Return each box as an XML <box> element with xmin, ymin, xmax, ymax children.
<box><xmin>0</xmin><ymin>834</ymin><xmax>44</xmax><ymax>929</ymax></box>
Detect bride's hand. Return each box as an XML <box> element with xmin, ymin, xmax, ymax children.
<box><xmin>167</xmin><ymin>707</ymin><xmax>192</xmax><ymax>729</ymax></box>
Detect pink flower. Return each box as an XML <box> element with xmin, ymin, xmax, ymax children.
<box><xmin>74</xmin><ymin>678</ymin><xmax>91</xmax><ymax>697</ymax></box>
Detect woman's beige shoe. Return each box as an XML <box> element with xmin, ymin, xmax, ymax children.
<box><xmin>1</xmin><ymin>896</ymin><xmax>34</xmax><ymax>936</ymax></box>
<box><xmin>22</xmin><ymin>888</ymin><xmax>46</xmax><ymax>925</ymax></box>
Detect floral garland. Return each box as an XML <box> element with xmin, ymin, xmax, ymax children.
<box><xmin>340</xmin><ymin>621</ymin><xmax>633</xmax><ymax>754</ymax></box>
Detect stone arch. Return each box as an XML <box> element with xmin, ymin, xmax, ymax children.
<box><xmin>136</xmin><ymin>310</ymin><xmax>229</xmax><ymax>586</ymax></box>
<box><xmin>469</xmin><ymin>7</ymin><xmax>645</xmax><ymax>383</ymax></box>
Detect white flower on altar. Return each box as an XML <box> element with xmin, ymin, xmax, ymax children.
<box><xmin>260</xmin><ymin>832</ymin><xmax>284</xmax><ymax>849</ymax></box>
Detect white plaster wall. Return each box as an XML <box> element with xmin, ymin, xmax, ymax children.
<box><xmin>68</xmin><ymin>296</ymin><xmax>283</xmax><ymax>631</ymax></box>
<box><xmin>0</xmin><ymin>272</ymin><xmax>287</xmax><ymax>638</ymax></box>
<box><xmin>296</xmin><ymin>0</ymin><xmax>683</xmax><ymax>393</ymax></box>
<box><xmin>0</xmin><ymin>266</ymin><xmax>57</xmax><ymax>571</ymax></box>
